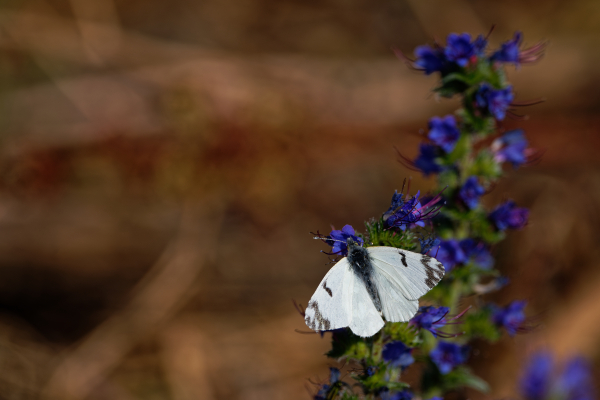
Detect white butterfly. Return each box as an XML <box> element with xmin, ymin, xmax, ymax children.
<box><xmin>304</xmin><ymin>238</ymin><xmax>445</xmax><ymax>337</ymax></box>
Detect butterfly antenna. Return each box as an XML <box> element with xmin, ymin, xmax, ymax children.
<box><xmin>292</xmin><ymin>299</ymin><xmax>305</xmax><ymax>317</ymax></box>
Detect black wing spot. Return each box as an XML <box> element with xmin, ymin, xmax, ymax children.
<box><xmin>322</xmin><ymin>281</ymin><xmax>333</xmax><ymax>297</ymax></box>
<box><xmin>398</xmin><ymin>251</ymin><xmax>408</xmax><ymax>267</ymax></box>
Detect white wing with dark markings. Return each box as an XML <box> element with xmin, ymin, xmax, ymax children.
<box><xmin>304</xmin><ymin>258</ymin><xmax>353</xmax><ymax>332</ymax></box>
<box><xmin>304</xmin><ymin>245</ymin><xmax>444</xmax><ymax>337</ymax></box>
<box><xmin>367</xmin><ymin>246</ymin><xmax>445</xmax><ymax>301</ymax></box>
<box><xmin>304</xmin><ymin>258</ymin><xmax>385</xmax><ymax>337</ymax></box>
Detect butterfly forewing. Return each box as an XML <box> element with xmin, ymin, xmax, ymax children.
<box><xmin>367</xmin><ymin>247</ymin><xmax>445</xmax><ymax>301</ymax></box>
<box><xmin>304</xmin><ymin>258</ymin><xmax>353</xmax><ymax>332</ymax></box>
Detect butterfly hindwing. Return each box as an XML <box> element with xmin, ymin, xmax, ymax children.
<box><xmin>370</xmin><ymin>269</ymin><xmax>419</xmax><ymax>322</ymax></box>
<box><xmin>367</xmin><ymin>246</ymin><xmax>445</xmax><ymax>301</ymax></box>
<box><xmin>304</xmin><ymin>258</ymin><xmax>353</xmax><ymax>332</ymax></box>
<box><xmin>348</xmin><ymin>268</ymin><xmax>385</xmax><ymax>337</ymax></box>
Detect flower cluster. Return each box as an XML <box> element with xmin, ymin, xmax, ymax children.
<box><xmin>303</xmin><ymin>31</ymin><xmax>575</xmax><ymax>400</ymax></box>
<box><xmin>520</xmin><ymin>351</ymin><xmax>595</xmax><ymax>400</ymax></box>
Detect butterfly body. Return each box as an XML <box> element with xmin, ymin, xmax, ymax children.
<box><xmin>305</xmin><ymin>239</ymin><xmax>445</xmax><ymax>337</ymax></box>
<box><xmin>346</xmin><ymin>240</ymin><xmax>382</xmax><ymax>313</ymax></box>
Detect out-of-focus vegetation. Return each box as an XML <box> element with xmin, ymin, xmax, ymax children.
<box><xmin>0</xmin><ymin>0</ymin><xmax>599</xmax><ymax>399</ymax></box>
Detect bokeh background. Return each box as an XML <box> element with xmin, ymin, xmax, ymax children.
<box><xmin>0</xmin><ymin>0</ymin><xmax>599</xmax><ymax>399</ymax></box>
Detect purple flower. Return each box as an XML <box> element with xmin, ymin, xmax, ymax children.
<box><xmin>314</xmin><ymin>367</ymin><xmax>340</xmax><ymax>400</ymax></box>
<box><xmin>459</xmin><ymin>239</ymin><xmax>494</xmax><ymax>269</ymax></box>
<box><xmin>492</xmin><ymin>129</ymin><xmax>529</xmax><ymax>167</ymax></box>
<box><xmin>414</xmin><ymin>144</ymin><xmax>443</xmax><ymax>175</ymax></box>
<box><xmin>475</xmin><ymin>83</ymin><xmax>514</xmax><ymax>120</ymax></box>
<box><xmin>419</xmin><ymin>236</ymin><xmax>440</xmax><ymax>255</ymax></box>
<box><xmin>521</xmin><ymin>352</ymin><xmax>595</xmax><ymax>400</ymax></box>
<box><xmin>430</xmin><ymin>341</ymin><xmax>469</xmax><ymax>374</ymax></box>
<box><xmin>521</xmin><ymin>352</ymin><xmax>553</xmax><ymax>400</ymax></box>
<box><xmin>472</xmin><ymin>34</ymin><xmax>488</xmax><ymax>56</ymax></box>
<box><xmin>414</xmin><ymin>45</ymin><xmax>448</xmax><ymax>75</ymax></box>
<box><xmin>326</xmin><ymin>225</ymin><xmax>364</xmax><ymax>256</ymax></box>
<box><xmin>382</xmin><ymin>190</ymin><xmax>405</xmax><ymax>223</ymax></box>
<box><xmin>489</xmin><ymin>200</ymin><xmax>529</xmax><ymax>230</ymax></box>
<box><xmin>458</xmin><ymin>176</ymin><xmax>485</xmax><ymax>209</ymax></box>
<box><xmin>557</xmin><ymin>357</ymin><xmax>595</xmax><ymax>400</ymax></box>
<box><xmin>410</xmin><ymin>306</ymin><xmax>449</xmax><ymax>337</ymax></box>
<box><xmin>491</xmin><ymin>31</ymin><xmax>522</xmax><ymax>64</ymax></box>
<box><xmin>445</xmin><ymin>33</ymin><xmax>476</xmax><ymax>67</ymax></box>
<box><xmin>491</xmin><ymin>300</ymin><xmax>526</xmax><ymax>336</ymax></box>
<box><xmin>434</xmin><ymin>239</ymin><xmax>467</xmax><ymax>271</ymax></box>
<box><xmin>385</xmin><ymin>191</ymin><xmax>442</xmax><ymax>230</ymax></box>
<box><xmin>382</xmin><ymin>341</ymin><xmax>415</xmax><ymax>368</ymax></box>
<box><xmin>427</xmin><ymin>115</ymin><xmax>460</xmax><ymax>153</ymax></box>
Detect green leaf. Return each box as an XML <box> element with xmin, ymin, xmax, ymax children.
<box><xmin>443</xmin><ymin>366</ymin><xmax>490</xmax><ymax>393</ymax></box>
<box><xmin>446</xmin><ymin>134</ymin><xmax>471</xmax><ymax>164</ymax></box>
<box><xmin>463</xmin><ymin>309</ymin><xmax>502</xmax><ymax>342</ymax></box>
<box><xmin>471</xmin><ymin>150</ymin><xmax>502</xmax><ymax>180</ymax></box>
<box><xmin>364</xmin><ymin>219</ymin><xmax>418</xmax><ymax>251</ymax></box>
<box><xmin>384</xmin><ymin>322</ymin><xmax>421</xmax><ymax>347</ymax></box>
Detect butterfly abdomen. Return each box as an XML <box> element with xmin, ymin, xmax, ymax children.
<box><xmin>347</xmin><ymin>244</ymin><xmax>382</xmax><ymax>313</ymax></box>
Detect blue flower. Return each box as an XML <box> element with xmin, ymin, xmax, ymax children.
<box><xmin>434</xmin><ymin>239</ymin><xmax>467</xmax><ymax>271</ymax></box>
<box><xmin>491</xmin><ymin>31</ymin><xmax>522</xmax><ymax>64</ymax></box>
<box><xmin>557</xmin><ymin>357</ymin><xmax>595</xmax><ymax>400</ymax></box>
<box><xmin>419</xmin><ymin>236</ymin><xmax>440</xmax><ymax>255</ymax></box>
<box><xmin>489</xmin><ymin>200</ymin><xmax>529</xmax><ymax>230</ymax></box>
<box><xmin>430</xmin><ymin>341</ymin><xmax>469</xmax><ymax>374</ymax></box>
<box><xmin>381</xmin><ymin>390</ymin><xmax>413</xmax><ymax>400</ymax></box>
<box><xmin>427</xmin><ymin>115</ymin><xmax>460</xmax><ymax>153</ymax></box>
<box><xmin>414</xmin><ymin>144</ymin><xmax>444</xmax><ymax>176</ymax></box>
<box><xmin>472</xmin><ymin>34</ymin><xmax>488</xmax><ymax>56</ymax></box>
<box><xmin>492</xmin><ymin>129</ymin><xmax>529</xmax><ymax>167</ymax></box>
<box><xmin>445</xmin><ymin>33</ymin><xmax>476</xmax><ymax>67</ymax></box>
<box><xmin>458</xmin><ymin>176</ymin><xmax>485</xmax><ymax>209</ymax></box>
<box><xmin>385</xmin><ymin>191</ymin><xmax>436</xmax><ymax>230</ymax></box>
<box><xmin>491</xmin><ymin>300</ymin><xmax>526</xmax><ymax>336</ymax></box>
<box><xmin>326</xmin><ymin>225</ymin><xmax>364</xmax><ymax>256</ymax></box>
<box><xmin>383</xmin><ymin>190</ymin><xmax>405</xmax><ymax>220</ymax></box>
<box><xmin>382</xmin><ymin>341</ymin><xmax>415</xmax><ymax>368</ymax></box>
<box><xmin>521</xmin><ymin>352</ymin><xmax>553</xmax><ymax>400</ymax></box>
<box><xmin>459</xmin><ymin>238</ymin><xmax>494</xmax><ymax>269</ymax></box>
<box><xmin>410</xmin><ymin>306</ymin><xmax>449</xmax><ymax>337</ymax></box>
<box><xmin>315</xmin><ymin>367</ymin><xmax>341</xmax><ymax>400</ymax></box>
<box><xmin>475</xmin><ymin>83</ymin><xmax>514</xmax><ymax>120</ymax></box>
<box><xmin>414</xmin><ymin>45</ymin><xmax>448</xmax><ymax>75</ymax></box>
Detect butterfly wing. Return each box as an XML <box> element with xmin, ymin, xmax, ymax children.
<box><xmin>370</xmin><ymin>269</ymin><xmax>419</xmax><ymax>322</ymax></box>
<box><xmin>304</xmin><ymin>258</ymin><xmax>353</xmax><ymax>332</ymax></box>
<box><xmin>305</xmin><ymin>257</ymin><xmax>385</xmax><ymax>337</ymax></box>
<box><xmin>348</xmin><ymin>268</ymin><xmax>385</xmax><ymax>337</ymax></box>
<box><xmin>367</xmin><ymin>247</ymin><xmax>444</xmax><ymax>321</ymax></box>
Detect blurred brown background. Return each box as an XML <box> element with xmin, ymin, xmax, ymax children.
<box><xmin>0</xmin><ymin>0</ymin><xmax>599</xmax><ymax>399</ymax></box>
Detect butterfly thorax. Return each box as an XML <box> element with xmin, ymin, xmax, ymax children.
<box><xmin>346</xmin><ymin>239</ymin><xmax>382</xmax><ymax>313</ymax></box>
